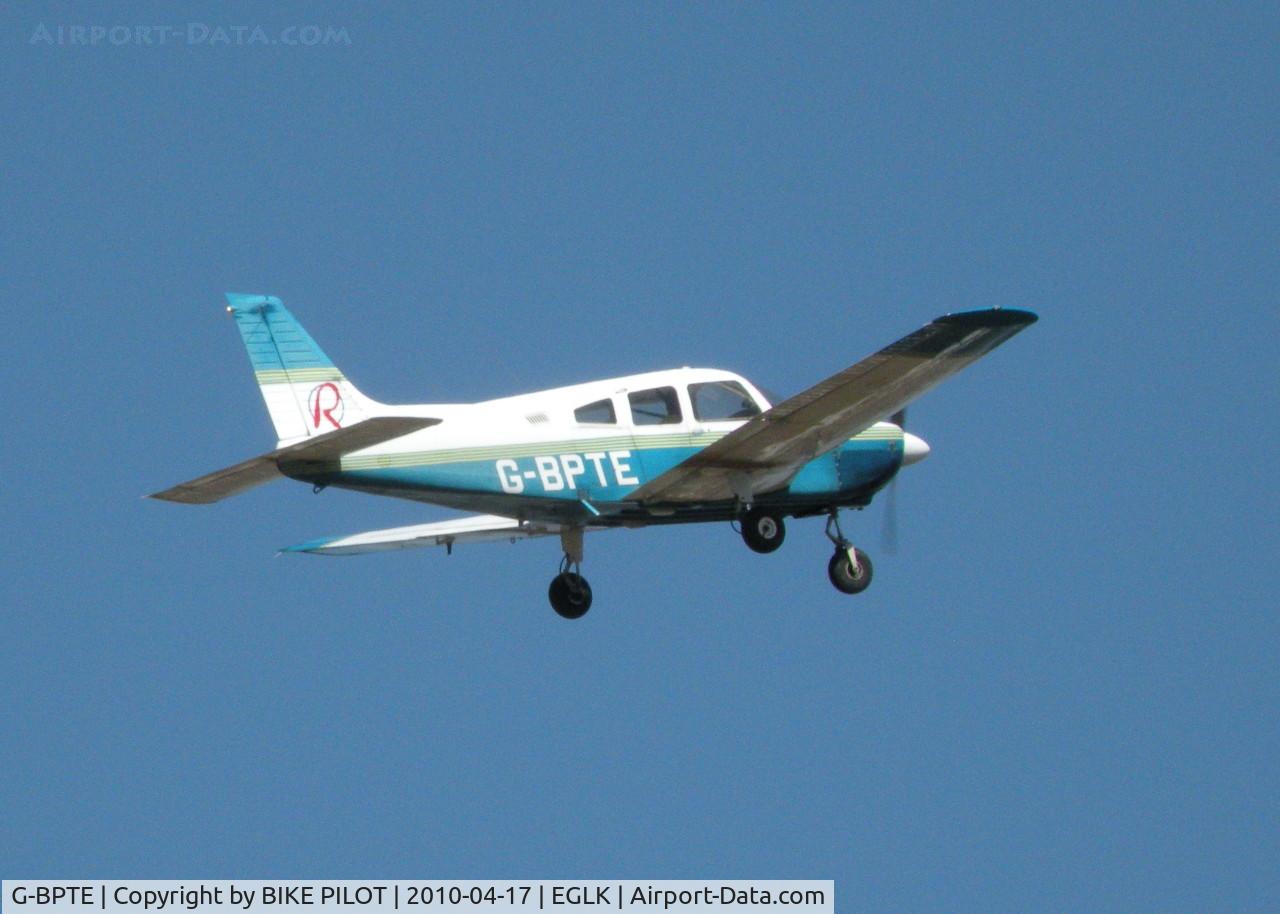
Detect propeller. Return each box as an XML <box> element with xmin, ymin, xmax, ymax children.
<box><xmin>881</xmin><ymin>408</ymin><xmax>907</xmax><ymax>555</ymax></box>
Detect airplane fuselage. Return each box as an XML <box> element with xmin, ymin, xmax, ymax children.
<box><xmin>283</xmin><ymin>367</ymin><xmax>906</xmax><ymax>525</ymax></box>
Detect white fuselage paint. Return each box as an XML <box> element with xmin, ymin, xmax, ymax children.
<box><xmin>323</xmin><ymin>367</ymin><xmax>774</xmax><ymax>480</ymax></box>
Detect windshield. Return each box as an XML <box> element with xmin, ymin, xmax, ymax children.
<box><xmin>689</xmin><ymin>381</ymin><xmax>762</xmax><ymax>421</ymax></box>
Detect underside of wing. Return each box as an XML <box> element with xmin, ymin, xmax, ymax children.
<box><xmin>149</xmin><ymin>416</ymin><xmax>440</xmax><ymax>504</ymax></box>
<box><xmin>629</xmin><ymin>308</ymin><xmax>1037</xmax><ymax>505</ymax></box>
<box><xmin>281</xmin><ymin>513</ymin><xmax>600</xmax><ymax>556</ymax></box>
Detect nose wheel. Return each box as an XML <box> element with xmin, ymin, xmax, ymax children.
<box><xmin>825</xmin><ymin>510</ymin><xmax>874</xmax><ymax>595</ymax></box>
<box><xmin>828</xmin><ymin>546</ymin><xmax>873</xmax><ymax>594</ymax></box>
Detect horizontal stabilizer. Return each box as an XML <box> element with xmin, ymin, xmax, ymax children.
<box><xmin>278</xmin><ymin>416</ymin><xmax>439</xmax><ymax>462</ymax></box>
<box><xmin>149</xmin><ymin>416</ymin><xmax>439</xmax><ymax>504</ymax></box>
<box><xmin>282</xmin><ymin>513</ymin><xmax>604</xmax><ymax>556</ymax></box>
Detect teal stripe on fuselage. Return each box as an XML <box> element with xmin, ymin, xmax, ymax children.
<box><xmin>318</xmin><ymin>437</ymin><xmax>903</xmax><ymax>507</ymax></box>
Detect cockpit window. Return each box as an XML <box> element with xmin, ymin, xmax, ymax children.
<box><xmin>574</xmin><ymin>398</ymin><xmax>616</xmax><ymax>424</ymax></box>
<box><xmin>689</xmin><ymin>381</ymin><xmax>761</xmax><ymax>421</ymax></box>
<box><xmin>628</xmin><ymin>387</ymin><xmax>682</xmax><ymax>425</ymax></box>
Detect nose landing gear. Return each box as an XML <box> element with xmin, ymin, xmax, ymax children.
<box><xmin>825</xmin><ymin>510</ymin><xmax>873</xmax><ymax>595</ymax></box>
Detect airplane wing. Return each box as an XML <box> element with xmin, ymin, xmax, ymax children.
<box><xmin>149</xmin><ymin>416</ymin><xmax>440</xmax><ymax>504</ymax></box>
<box><xmin>628</xmin><ymin>308</ymin><xmax>1037</xmax><ymax>504</ymax></box>
<box><xmin>280</xmin><ymin>513</ymin><xmax>603</xmax><ymax>556</ymax></box>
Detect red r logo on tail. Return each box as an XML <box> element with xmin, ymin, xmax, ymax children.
<box><xmin>308</xmin><ymin>382</ymin><xmax>344</xmax><ymax>429</ymax></box>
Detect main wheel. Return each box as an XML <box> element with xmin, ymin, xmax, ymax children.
<box><xmin>741</xmin><ymin>508</ymin><xmax>786</xmax><ymax>554</ymax></box>
<box><xmin>828</xmin><ymin>548</ymin><xmax>874</xmax><ymax>594</ymax></box>
<box><xmin>549</xmin><ymin>572</ymin><xmax>593</xmax><ymax>619</ymax></box>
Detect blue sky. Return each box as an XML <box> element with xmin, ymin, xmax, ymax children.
<box><xmin>1</xmin><ymin>3</ymin><xmax>1276</xmax><ymax>910</ymax></box>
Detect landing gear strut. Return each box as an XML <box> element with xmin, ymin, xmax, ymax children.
<box><xmin>825</xmin><ymin>510</ymin><xmax>873</xmax><ymax>595</ymax></box>
<box><xmin>740</xmin><ymin>507</ymin><xmax>786</xmax><ymax>553</ymax></box>
<box><xmin>549</xmin><ymin>527</ymin><xmax>593</xmax><ymax>619</ymax></box>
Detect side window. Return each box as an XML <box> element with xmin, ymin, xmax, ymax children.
<box><xmin>628</xmin><ymin>387</ymin><xmax>682</xmax><ymax>425</ymax></box>
<box><xmin>689</xmin><ymin>381</ymin><xmax>762</xmax><ymax>421</ymax></box>
<box><xmin>574</xmin><ymin>398</ymin><xmax>616</xmax><ymax>424</ymax></box>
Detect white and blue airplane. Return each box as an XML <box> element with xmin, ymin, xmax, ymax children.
<box><xmin>152</xmin><ymin>294</ymin><xmax>1036</xmax><ymax>618</ymax></box>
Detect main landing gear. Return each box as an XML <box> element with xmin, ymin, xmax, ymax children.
<box><xmin>740</xmin><ymin>507</ymin><xmax>786</xmax><ymax>553</ymax></box>
<box><xmin>549</xmin><ymin>527</ymin><xmax>592</xmax><ymax>619</ymax></box>
<box><xmin>825</xmin><ymin>510</ymin><xmax>873</xmax><ymax>595</ymax></box>
<box><xmin>549</xmin><ymin>560</ymin><xmax>592</xmax><ymax>620</ymax></box>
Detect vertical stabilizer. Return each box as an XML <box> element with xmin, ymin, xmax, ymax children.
<box><xmin>225</xmin><ymin>293</ymin><xmax>381</xmax><ymax>445</ymax></box>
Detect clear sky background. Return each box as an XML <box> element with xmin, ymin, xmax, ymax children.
<box><xmin>1</xmin><ymin>3</ymin><xmax>1276</xmax><ymax>910</ymax></box>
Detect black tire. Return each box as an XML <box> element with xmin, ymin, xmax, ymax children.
<box><xmin>741</xmin><ymin>509</ymin><xmax>786</xmax><ymax>554</ymax></box>
<box><xmin>549</xmin><ymin>572</ymin><xmax>593</xmax><ymax>619</ymax></box>
<box><xmin>828</xmin><ymin>548</ymin><xmax>874</xmax><ymax>595</ymax></box>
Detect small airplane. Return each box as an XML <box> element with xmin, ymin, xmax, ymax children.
<box><xmin>152</xmin><ymin>294</ymin><xmax>1036</xmax><ymax>618</ymax></box>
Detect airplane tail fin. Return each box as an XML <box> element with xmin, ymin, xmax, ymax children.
<box><xmin>225</xmin><ymin>293</ymin><xmax>383</xmax><ymax>445</ymax></box>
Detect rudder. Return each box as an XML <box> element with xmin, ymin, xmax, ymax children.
<box><xmin>225</xmin><ymin>293</ymin><xmax>380</xmax><ymax>445</ymax></box>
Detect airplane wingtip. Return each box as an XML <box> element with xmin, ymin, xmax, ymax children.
<box><xmin>939</xmin><ymin>308</ymin><xmax>1038</xmax><ymax>327</ymax></box>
